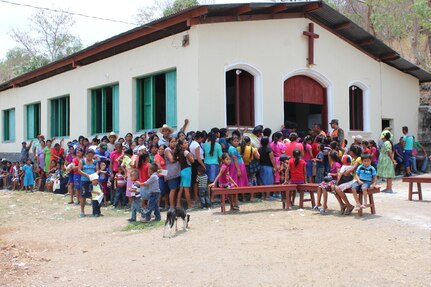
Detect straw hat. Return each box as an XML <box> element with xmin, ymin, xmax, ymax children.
<box><xmin>159</xmin><ymin>124</ymin><xmax>174</xmax><ymax>134</ymax></box>
<box><xmin>108</xmin><ymin>131</ymin><xmax>117</xmax><ymax>139</ymax></box>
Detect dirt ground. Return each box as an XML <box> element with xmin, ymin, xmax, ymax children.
<box><xmin>0</xmin><ymin>179</ymin><xmax>430</xmax><ymax>287</ymax></box>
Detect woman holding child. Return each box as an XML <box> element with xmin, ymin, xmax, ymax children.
<box><xmin>78</xmin><ymin>150</ymin><xmax>99</xmax><ymax>217</ymax></box>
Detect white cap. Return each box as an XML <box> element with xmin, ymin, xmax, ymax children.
<box><xmin>352</xmin><ymin>135</ymin><xmax>363</xmax><ymax>142</ymax></box>
<box><xmin>89</xmin><ymin>173</ymin><xmax>99</xmax><ymax>181</ymax></box>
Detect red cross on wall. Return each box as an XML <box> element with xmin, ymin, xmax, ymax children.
<box><xmin>303</xmin><ymin>23</ymin><xmax>319</xmax><ymax>66</ymax></box>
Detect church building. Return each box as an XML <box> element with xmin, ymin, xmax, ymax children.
<box><xmin>0</xmin><ymin>1</ymin><xmax>430</xmax><ymax>152</ymax></box>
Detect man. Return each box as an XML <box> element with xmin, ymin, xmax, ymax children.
<box><xmin>50</xmin><ymin>141</ymin><xmax>65</xmax><ymax>163</ymax></box>
<box><xmin>95</xmin><ymin>142</ymin><xmax>111</xmax><ymax>168</ymax></box>
<box><xmin>329</xmin><ymin>119</ymin><xmax>345</xmax><ymax>147</ymax></box>
<box><xmin>20</xmin><ymin>140</ymin><xmax>33</xmax><ymax>163</ymax></box>
<box><xmin>394</xmin><ymin>137</ymin><xmax>404</xmax><ymax>175</ymax></box>
<box><xmin>410</xmin><ymin>137</ymin><xmax>428</xmax><ymax>174</ymax></box>
<box><xmin>313</xmin><ymin>123</ymin><xmax>327</xmax><ymax>138</ymax></box>
<box><xmin>106</xmin><ymin>132</ymin><xmax>117</xmax><ymax>152</ymax></box>
<box><xmin>401</xmin><ymin>126</ymin><xmax>413</xmax><ymax>176</ymax></box>
<box><xmin>158</xmin><ymin>119</ymin><xmax>189</xmax><ymax>147</ymax></box>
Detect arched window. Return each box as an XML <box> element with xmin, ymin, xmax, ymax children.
<box><xmin>225</xmin><ymin>69</ymin><xmax>254</xmax><ymax>127</ymax></box>
<box><xmin>349</xmin><ymin>85</ymin><xmax>363</xmax><ymax>131</ymax></box>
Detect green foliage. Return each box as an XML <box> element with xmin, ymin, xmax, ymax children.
<box><xmin>163</xmin><ymin>0</ymin><xmax>199</xmax><ymax>17</ymax></box>
<box><xmin>122</xmin><ymin>220</ymin><xmax>165</xmax><ymax>231</ymax></box>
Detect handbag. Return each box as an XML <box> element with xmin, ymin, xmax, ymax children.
<box><xmin>248</xmin><ymin>147</ymin><xmax>260</xmax><ymax>174</ymax></box>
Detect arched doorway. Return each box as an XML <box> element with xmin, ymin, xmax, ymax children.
<box><xmin>225</xmin><ymin>69</ymin><xmax>254</xmax><ymax>127</ymax></box>
<box><xmin>284</xmin><ymin>75</ymin><xmax>327</xmax><ymax>133</ymax></box>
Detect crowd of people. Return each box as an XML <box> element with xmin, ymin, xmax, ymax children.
<box><xmin>0</xmin><ymin>118</ymin><xmax>429</xmax><ymax>220</ymax></box>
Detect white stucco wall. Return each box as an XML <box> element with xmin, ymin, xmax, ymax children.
<box><xmin>194</xmin><ymin>18</ymin><xmax>419</xmax><ymax>141</ymax></box>
<box><xmin>0</xmin><ymin>30</ymin><xmax>200</xmax><ymax>152</ymax></box>
<box><xmin>0</xmin><ymin>17</ymin><xmax>421</xmax><ymax>153</ymax></box>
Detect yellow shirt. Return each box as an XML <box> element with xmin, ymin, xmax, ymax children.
<box><xmin>239</xmin><ymin>146</ymin><xmax>256</xmax><ymax>165</ymax></box>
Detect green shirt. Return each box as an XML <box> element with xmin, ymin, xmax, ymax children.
<box><xmin>402</xmin><ymin>135</ymin><xmax>413</xmax><ymax>151</ymax></box>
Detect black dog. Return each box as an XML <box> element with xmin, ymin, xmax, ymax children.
<box><xmin>163</xmin><ymin>207</ymin><xmax>190</xmax><ymax>238</ymax></box>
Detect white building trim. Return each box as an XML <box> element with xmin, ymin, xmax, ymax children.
<box><xmin>223</xmin><ymin>62</ymin><xmax>263</xmax><ymax>127</ymax></box>
<box><xmin>348</xmin><ymin>80</ymin><xmax>370</xmax><ymax>132</ymax></box>
<box><xmin>281</xmin><ymin>68</ymin><xmax>334</xmax><ymax>129</ymax></box>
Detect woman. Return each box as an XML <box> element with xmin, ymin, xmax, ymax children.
<box><xmin>72</xmin><ymin>148</ymin><xmax>84</xmax><ymax>205</ymax></box>
<box><xmin>43</xmin><ymin>139</ymin><xmax>53</xmax><ymax>174</ymax></box>
<box><xmin>66</xmin><ymin>146</ymin><xmax>76</xmax><ymax>204</ymax></box>
<box><xmin>78</xmin><ymin>150</ymin><xmax>99</xmax><ymax>217</ymax></box>
<box><xmin>228</xmin><ymin>136</ymin><xmax>248</xmax><ymax>187</ymax></box>
<box><xmin>239</xmin><ymin>136</ymin><xmax>260</xmax><ymax>200</ymax></box>
<box><xmin>377</xmin><ymin>132</ymin><xmax>396</xmax><ymax>193</ymax></box>
<box><xmin>175</xmin><ymin>139</ymin><xmax>195</xmax><ymax>209</ymax></box>
<box><xmin>203</xmin><ymin>132</ymin><xmax>223</xmax><ymax>183</ymax></box>
<box><xmin>165</xmin><ymin>137</ymin><xmax>181</xmax><ymax>208</ymax></box>
<box><xmin>258</xmin><ymin>137</ymin><xmax>277</xmax><ymax>199</ymax></box>
<box><xmin>124</xmin><ymin>133</ymin><xmax>133</xmax><ymax>149</ymax></box>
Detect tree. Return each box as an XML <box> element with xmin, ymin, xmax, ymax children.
<box><xmin>0</xmin><ymin>9</ymin><xmax>83</xmax><ymax>82</ymax></box>
<box><xmin>135</xmin><ymin>0</ymin><xmax>213</xmax><ymax>25</ymax></box>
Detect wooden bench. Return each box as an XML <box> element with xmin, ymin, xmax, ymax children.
<box><xmin>296</xmin><ymin>183</ymin><xmax>380</xmax><ymax>216</ymax></box>
<box><xmin>402</xmin><ymin>175</ymin><xmax>431</xmax><ymax>200</ymax></box>
<box><xmin>211</xmin><ymin>184</ymin><xmax>298</xmax><ymax>213</ymax></box>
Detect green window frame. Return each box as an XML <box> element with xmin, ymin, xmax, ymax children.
<box><xmin>26</xmin><ymin>103</ymin><xmax>41</xmax><ymax>140</ymax></box>
<box><xmin>3</xmin><ymin>108</ymin><xmax>15</xmax><ymax>142</ymax></box>
<box><xmin>50</xmin><ymin>96</ymin><xmax>70</xmax><ymax>138</ymax></box>
<box><xmin>136</xmin><ymin>70</ymin><xmax>176</xmax><ymax>131</ymax></box>
<box><xmin>91</xmin><ymin>84</ymin><xmax>119</xmax><ymax>134</ymax></box>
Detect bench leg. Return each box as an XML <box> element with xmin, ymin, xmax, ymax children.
<box><xmin>358</xmin><ymin>192</ymin><xmax>363</xmax><ymax>217</ymax></box>
<box><xmin>417</xmin><ymin>183</ymin><xmax>423</xmax><ymax>201</ymax></box>
<box><xmin>369</xmin><ymin>194</ymin><xmax>376</xmax><ymax>214</ymax></box>
<box><xmin>221</xmin><ymin>194</ymin><xmax>226</xmax><ymax>213</ymax></box>
<box><xmin>299</xmin><ymin>190</ymin><xmax>304</xmax><ymax>209</ymax></box>
<box><xmin>408</xmin><ymin>182</ymin><xmax>413</xmax><ymax>201</ymax></box>
<box><xmin>309</xmin><ymin>190</ymin><xmax>315</xmax><ymax>207</ymax></box>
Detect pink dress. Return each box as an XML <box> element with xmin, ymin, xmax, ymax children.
<box><xmin>270</xmin><ymin>140</ymin><xmax>286</xmax><ymax>183</ymax></box>
<box><xmin>219</xmin><ymin>164</ymin><xmax>231</xmax><ymax>187</ymax></box>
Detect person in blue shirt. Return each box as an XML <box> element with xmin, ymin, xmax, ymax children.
<box><xmin>402</xmin><ymin>126</ymin><xmax>413</xmax><ymax>176</ymax></box>
<box><xmin>351</xmin><ymin>153</ymin><xmax>377</xmax><ymax>211</ymax></box>
<box><xmin>393</xmin><ymin>137</ymin><xmax>404</xmax><ymax>175</ymax></box>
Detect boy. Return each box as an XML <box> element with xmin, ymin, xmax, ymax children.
<box><xmin>351</xmin><ymin>153</ymin><xmax>377</xmax><ymax>210</ymax></box>
<box><xmin>196</xmin><ymin>165</ymin><xmax>210</xmax><ymax>209</ymax></box>
<box><xmin>128</xmin><ymin>170</ymin><xmax>145</xmax><ymax>222</ymax></box>
<box><xmin>89</xmin><ymin>173</ymin><xmax>103</xmax><ymax>217</ymax></box>
<box><xmin>137</xmin><ymin>164</ymin><xmax>161</xmax><ymax>223</ymax></box>
<box><xmin>314</xmin><ymin>144</ymin><xmax>325</xmax><ymax>183</ymax></box>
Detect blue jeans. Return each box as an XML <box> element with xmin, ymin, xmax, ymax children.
<box><xmin>410</xmin><ymin>156</ymin><xmax>429</xmax><ymax>173</ymax></box>
<box><xmin>145</xmin><ymin>192</ymin><xmax>161</xmax><ymax>221</ymax></box>
<box><xmin>131</xmin><ymin>196</ymin><xmax>145</xmax><ymax>221</ymax></box>
<box><xmin>113</xmin><ymin>186</ymin><xmax>126</xmax><ymax>207</ymax></box>
<box><xmin>92</xmin><ymin>200</ymin><xmax>101</xmax><ymax>216</ymax></box>
<box><xmin>199</xmin><ymin>187</ymin><xmax>211</xmax><ymax>208</ymax></box>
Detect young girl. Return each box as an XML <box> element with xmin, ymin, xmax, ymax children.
<box><xmin>239</xmin><ymin>136</ymin><xmax>260</xmax><ymax>200</ymax></box>
<box><xmin>369</xmin><ymin>140</ymin><xmax>378</xmax><ymax>169</ymax></box>
<box><xmin>34</xmin><ymin>166</ymin><xmax>44</xmax><ymax>191</ymax></box>
<box><xmin>209</xmin><ymin>153</ymin><xmax>238</xmax><ymax>211</ymax></box>
<box><xmin>334</xmin><ymin>155</ymin><xmax>356</xmax><ymax>215</ymax></box>
<box><xmin>270</xmin><ymin>132</ymin><xmax>285</xmax><ymax>184</ymax></box>
<box><xmin>11</xmin><ymin>162</ymin><xmax>21</xmax><ymax>191</ymax></box>
<box><xmin>137</xmin><ymin>153</ymin><xmax>150</xmax><ymax>210</ymax></box>
<box><xmin>98</xmin><ymin>161</ymin><xmax>110</xmax><ymax>206</ymax></box>
<box><xmin>314</xmin><ymin>144</ymin><xmax>325</xmax><ymax>183</ymax></box>
<box><xmin>315</xmin><ymin>151</ymin><xmax>341</xmax><ymax>214</ymax></box>
<box><xmin>287</xmin><ymin>149</ymin><xmax>306</xmax><ymax>206</ymax></box>
<box><xmin>118</xmin><ymin>149</ymin><xmax>134</xmax><ymax>206</ymax></box>
<box><xmin>22</xmin><ymin>159</ymin><xmax>35</xmax><ymax>192</ymax></box>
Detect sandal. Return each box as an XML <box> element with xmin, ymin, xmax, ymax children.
<box><xmin>313</xmin><ymin>205</ymin><xmax>320</xmax><ymax>211</ymax></box>
<box><xmin>339</xmin><ymin>205</ymin><xmax>347</xmax><ymax>215</ymax></box>
<box><xmin>319</xmin><ymin>207</ymin><xmax>326</xmax><ymax>214</ymax></box>
<box><xmin>344</xmin><ymin>205</ymin><xmax>354</xmax><ymax>216</ymax></box>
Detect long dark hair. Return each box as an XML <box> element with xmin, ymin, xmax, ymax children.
<box><xmin>174</xmin><ymin>139</ymin><xmax>185</xmax><ymax>161</ymax></box>
<box><xmin>261</xmin><ymin>137</ymin><xmax>269</xmax><ymax>148</ymax></box>
<box><xmin>384</xmin><ymin>132</ymin><xmax>394</xmax><ymax>152</ymax></box>
<box><xmin>207</xmin><ymin>132</ymin><xmax>216</xmax><ymax>156</ymax></box>
<box><xmin>138</xmin><ymin>153</ymin><xmax>149</xmax><ymax>169</ymax></box>
<box><xmin>303</xmin><ymin>135</ymin><xmax>311</xmax><ymax>150</ymax></box>
<box><xmin>240</xmin><ymin>136</ymin><xmax>250</xmax><ymax>155</ymax></box>
<box><xmin>292</xmin><ymin>148</ymin><xmax>301</xmax><ymax>166</ymax></box>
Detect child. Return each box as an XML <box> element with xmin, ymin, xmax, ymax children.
<box><xmin>209</xmin><ymin>153</ymin><xmax>238</xmax><ymax>211</ymax></box>
<box><xmin>11</xmin><ymin>162</ymin><xmax>21</xmax><ymax>191</ymax></box>
<box><xmin>98</xmin><ymin>161</ymin><xmax>110</xmax><ymax>206</ymax></box>
<box><xmin>314</xmin><ymin>144</ymin><xmax>325</xmax><ymax>184</ymax></box>
<box><xmin>137</xmin><ymin>164</ymin><xmax>161</xmax><ymax>223</ymax></box>
<box><xmin>119</xmin><ymin>148</ymin><xmax>134</xmax><ymax>206</ymax></box>
<box><xmin>128</xmin><ymin>170</ymin><xmax>145</xmax><ymax>222</ymax></box>
<box><xmin>113</xmin><ymin>167</ymin><xmax>126</xmax><ymax>208</ymax></box>
<box><xmin>334</xmin><ymin>155</ymin><xmax>356</xmax><ymax>215</ymax></box>
<box><xmin>286</xmin><ymin>149</ymin><xmax>306</xmax><ymax>206</ymax></box>
<box><xmin>351</xmin><ymin>153</ymin><xmax>377</xmax><ymax>210</ymax></box>
<box><xmin>279</xmin><ymin>155</ymin><xmax>289</xmax><ymax>184</ymax></box>
<box><xmin>315</xmin><ymin>151</ymin><xmax>341</xmax><ymax>214</ymax></box>
<box><xmin>22</xmin><ymin>159</ymin><xmax>35</xmax><ymax>192</ymax></box>
<box><xmin>196</xmin><ymin>165</ymin><xmax>210</xmax><ymax>209</ymax></box>
<box><xmin>89</xmin><ymin>173</ymin><xmax>103</xmax><ymax>217</ymax></box>
<box><xmin>302</xmin><ymin>136</ymin><xmax>313</xmax><ymax>183</ymax></box>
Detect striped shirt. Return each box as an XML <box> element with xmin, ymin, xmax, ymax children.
<box><xmin>196</xmin><ymin>174</ymin><xmax>208</xmax><ymax>189</ymax></box>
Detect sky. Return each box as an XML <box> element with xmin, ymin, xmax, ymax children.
<box><xmin>0</xmin><ymin>0</ymin><xmax>282</xmax><ymax>58</ymax></box>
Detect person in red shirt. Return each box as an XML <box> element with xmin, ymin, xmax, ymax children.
<box><xmin>362</xmin><ymin>140</ymin><xmax>371</xmax><ymax>154</ymax></box>
<box><xmin>50</xmin><ymin>141</ymin><xmax>65</xmax><ymax>163</ymax></box>
<box><xmin>285</xmin><ymin>133</ymin><xmax>304</xmax><ymax>157</ymax></box>
<box><xmin>286</xmin><ymin>148</ymin><xmax>306</xmax><ymax>206</ymax></box>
